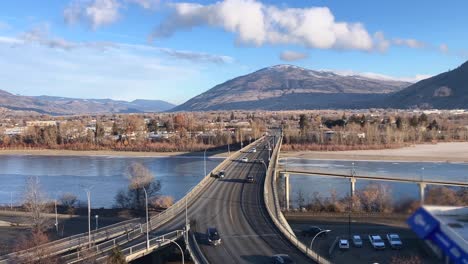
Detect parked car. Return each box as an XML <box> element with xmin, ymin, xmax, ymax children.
<box><xmin>369</xmin><ymin>235</ymin><xmax>385</xmax><ymax>250</ymax></box>
<box><xmin>386</xmin><ymin>233</ymin><xmax>403</xmax><ymax>249</ymax></box>
<box><xmin>246</xmin><ymin>175</ymin><xmax>254</xmax><ymax>183</ymax></box>
<box><xmin>271</xmin><ymin>254</ymin><xmax>295</xmax><ymax>264</ymax></box>
<box><xmin>352</xmin><ymin>235</ymin><xmax>363</xmax><ymax>247</ymax></box>
<box><xmin>207</xmin><ymin>227</ymin><xmax>221</xmax><ymax>246</ymax></box>
<box><xmin>241</xmin><ymin>157</ymin><xmax>249</xmax><ymax>162</ymax></box>
<box><xmin>300</xmin><ymin>226</ymin><xmax>325</xmax><ymax>237</ymax></box>
<box><xmin>338</xmin><ymin>239</ymin><xmax>349</xmax><ymax>250</ymax></box>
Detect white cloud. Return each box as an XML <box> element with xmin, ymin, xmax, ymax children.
<box><xmin>157</xmin><ymin>47</ymin><xmax>233</xmax><ymax>64</ymax></box>
<box><xmin>64</xmin><ymin>0</ymin><xmax>121</xmax><ymax>29</ymax></box>
<box><xmin>373</xmin><ymin>31</ymin><xmax>390</xmax><ymax>52</ymax></box>
<box><xmin>151</xmin><ymin>0</ymin><xmax>376</xmax><ymax>51</ymax></box>
<box><xmin>279</xmin><ymin>50</ymin><xmax>308</xmax><ymax>61</ymax></box>
<box><xmin>17</xmin><ymin>25</ymin><xmax>115</xmax><ymax>50</ymax></box>
<box><xmin>330</xmin><ymin>69</ymin><xmax>432</xmax><ymax>83</ymax></box>
<box><xmin>393</xmin><ymin>38</ymin><xmax>426</xmax><ymax>49</ymax></box>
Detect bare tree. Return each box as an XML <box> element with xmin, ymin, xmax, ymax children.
<box><xmin>13</xmin><ymin>230</ymin><xmax>59</xmax><ymax>264</ymax></box>
<box><xmin>106</xmin><ymin>246</ymin><xmax>127</xmax><ymax>264</ymax></box>
<box><xmin>59</xmin><ymin>193</ymin><xmax>78</xmax><ymax>215</ymax></box>
<box><xmin>23</xmin><ymin>176</ymin><xmax>49</xmax><ymax>231</ymax></box>
<box><xmin>114</xmin><ymin>163</ymin><xmax>161</xmax><ymax>211</ymax></box>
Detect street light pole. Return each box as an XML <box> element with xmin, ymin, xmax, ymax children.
<box><xmin>204</xmin><ymin>148</ymin><xmax>207</xmax><ymax>177</ymax></box>
<box><xmin>309</xmin><ymin>229</ymin><xmax>331</xmax><ymax>262</ymax></box>
<box><xmin>157</xmin><ymin>239</ymin><xmax>185</xmax><ymax>264</ymax></box>
<box><xmin>85</xmin><ymin>189</ymin><xmax>92</xmax><ymax>245</ymax></box>
<box><xmin>55</xmin><ymin>199</ymin><xmax>58</xmax><ymax>234</ymax></box>
<box><xmin>95</xmin><ymin>215</ymin><xmax>99</xmax><ymax>230</ymax></box>
<box><xmin>143</xmin><ymin>187</ymin><xmax>149</xmax><ymax>250</ymax></box>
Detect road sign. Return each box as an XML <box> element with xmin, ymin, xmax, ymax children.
<box><xmin>408</xmin><ymin>207</ymin><xmax>468</xmax><ymax>264</ymax></box>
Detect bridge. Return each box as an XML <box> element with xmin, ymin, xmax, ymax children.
<box><xmin>0</xmin><ymin>133</ymin><xmax>331</xmax><ymax>264</ymax></box>
<box><xmin>279</xmin><ymin>169</ymin><xmax>468</xmax><ymax>210</ymax></box>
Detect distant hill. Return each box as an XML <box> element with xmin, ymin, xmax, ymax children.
<box><xmin>0</xmin><ymin>90</ymin><xmax>175</xmax><ymax>115</ymax></box>
<box><xmin>387</xmin><ymin>61</ymin><xmax>468</xmax><ymax>109</ymax></box>
<box><xmin>171</xmin><ymin>65</ymin><xmax>410</xmax><ymax>111</ymax></box>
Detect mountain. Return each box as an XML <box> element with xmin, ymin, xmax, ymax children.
<box><xmin>0</xmin><ymin>90</ymin><xmax>175</xmax><ymax>115</ymax></box>
<box><xmin>171</xmin><ymin>65</ymin><xmax>410</xmax><ymax>111</ymax></box>
<box><xmin>387</xmin><ymin>61</ymin><xmax>468</xmax><ymax>109</ymax></box>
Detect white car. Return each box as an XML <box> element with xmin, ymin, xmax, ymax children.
<box><xmin>251</xmin><ymin>147</ymin><xmax>256</xmax><ymax>153</ymax></box>
<box><xmin>369</xmin><ymin>235</ymin><xmax>385</xmax><ymax>250</ymax></box>
<box><xmin>338</xmin><ymin>239</ymin><xmax>349</xmax><ymax>250</ymax></box>
<box><xmin>386</xmin><ymin>234</ymin><xmax>403</xmax><ymax>249</ymax></box>
<box><xmin>352</xmin><ymin>235</ymin><xmax>363</xmax><ymax>247</ymax></box>
<box><xmin>241</xmin><ymin>157</ymin><xmax>249</xmax><ymax>162</ymax></box>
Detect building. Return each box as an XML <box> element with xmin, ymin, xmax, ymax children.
<box><xmin>26</xmin><ymin>120</ymin><xmax>57</xmax><ymax>127</ymax></box>
<box><xmin>408</xmin><ymin>206</ymin><xmax>467</xmax><ymax>264</ymax></box>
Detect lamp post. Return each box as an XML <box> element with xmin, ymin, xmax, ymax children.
<box><xmin>83</xmin><ymin>188</ymin><xmax>93</xmax><ymax>245</ymax></box>
<box><xmin>143</xmin><ymin>187</ymin><xmax>149</xmax><ymax>250</ymax></box>
<box><xmin>95</xmin><ymin>215</ymin><xmax>99</xmax><ymax>230</ymax></box>
<box><xmin>54</xmin><ymin>199</ymin><xmax>58</xmax><ymax>234</ymax></box>
<box><xmin>204</xmin><ymin>148</ymin><xmax>207</xmax><ymax>177</ymax></box>
<box><xmin>10</xmin><ymin>192</ymin><xmax>13</xmax><ymax>210</ymax></box>
<box><xmin>156</xmin><ymin>239</ymin><xmax>185</xmax><ymax>264</ymax></box>
<box><xmin>310</xmin><ymin>229</ymin><xmax>331</xmax><ymax>262</ymax></box>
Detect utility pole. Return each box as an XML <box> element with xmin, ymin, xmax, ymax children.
<box><xmin>204</xmin><ymin>148</ymin><xmax>207</xmax><ymax>177</ymax></box>
<box><xmin>143</xmin><ymin>187</ymin><xmax>149</xmax><ymax>249</ymax></box>
<box><xmin>55</xmin><ymin>199</ymin><xmax>58</xmax><ymax>235</ymax></box>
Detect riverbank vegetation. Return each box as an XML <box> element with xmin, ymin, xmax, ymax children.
<box><xmin>292</xmin><ymin>183</ymin><xmax>467</xmax><ymax>214</ymax></box>
<box><xmin>282</xmin><ymin>111</ymin><xmax>468</xmax><ymax>151</ymax></box>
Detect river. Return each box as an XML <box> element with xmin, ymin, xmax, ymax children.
<box><xmin>0</xmin><ymin>155</ymin><xmax>221</xmax><ymax>208</ymax></box>
<box><xmin>280</xmin><ymin>158</ymin><xmax>468</xmax><ymax>207</ymax></box>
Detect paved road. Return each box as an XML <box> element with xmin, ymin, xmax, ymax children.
<box><xmin>148</xmin><ymin>137</ymin><xmax>312</xmax><ymax>264</ymax></box>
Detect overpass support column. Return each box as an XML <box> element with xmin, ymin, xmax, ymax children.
<box><xmin>350</xmin><ymin>177</ymin><xmax>357</xmax><ymax>198</ymax></box>
<box><xmin>419</xmin><ymin>183</ymin><xmax>426</xmax><ymax>205</ymax></box>
<box><xmin>281</xmin><ymin>172</ymin><xmax>290</xmax><ymax>211</ymax></box>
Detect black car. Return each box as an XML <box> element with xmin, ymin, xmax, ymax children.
<box><xmin>271</xmin><ymin>254</ymin><xmax>295</xmax><ymax>264</ymax></box>
<box><xmin>207</xmin><ymin>227</ymin><xmax>221</xmax><ymax>246</ymax></box>
<box><xmin>219</xmin><ymin>170</ymin><xmax>225</xmax><ymax>178</ymax></box>
<box><xmin>300</xmin><ymin>226</ymin><xmax>326</xmax><ymax>237</ymax></box>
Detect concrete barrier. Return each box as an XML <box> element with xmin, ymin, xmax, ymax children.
<box><xmin>263</xmin><ymin>135</ymin><xmax>331</xmax><ymax>264</ymax></box>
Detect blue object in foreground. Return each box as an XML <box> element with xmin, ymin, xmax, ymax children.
<box><xmin>408</xmin><ymin>207</ymin><xmax>468</xmax><ymax>264</ymax></box>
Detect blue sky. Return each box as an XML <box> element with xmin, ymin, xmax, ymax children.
<box><xmin>0</xmin><ymin>0</ymin><xmax>467</xmax><ymax>104</ymax></box>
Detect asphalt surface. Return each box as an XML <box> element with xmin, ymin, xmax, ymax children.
<box><xmin>146</xmin><ymin>137</ymin><xmax>312</xmax><ymax>264</ymax></box>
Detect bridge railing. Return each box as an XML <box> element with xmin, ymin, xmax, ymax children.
<box><xmin>263</xmin><ymin>135</ymin><xmax>331</xmax><ymax>264</ymax></box>
<box><xmin>0</xmin><ymin>218</ymin><xmax>141</xmax><ymax>263</ymax></box>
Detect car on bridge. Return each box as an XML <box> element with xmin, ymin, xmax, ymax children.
<box><xmin>271</xmin><ymin>254</ymin><xmax>295</xmax><ymax>264</ymax></box>
<box><xmin>241</xmin><ymin>157</ymin><xmax>249</xmax><ymax>162</ymax></box>
<box><xmin>369</xmin><ymin>234</ymin><xmax>386</xmax><ymax>250</ymax></box>
<box><xmin>207</xmin><ymin>227</ymin><xmax>221</xmax><ymax>246</ymax></box>
<box><xmin>251</xmin><ymin>147</ymin><xmax>256</xmax><ymax>153</ymax></box>
<box><xmin>210</xmin><ymin>170</ymin><xmax>225</xmax><ymax>179</ymax></box>
<box><xmin>386</xmin><ymin>233</ymin><xmax>403</xmax><ymax>249</ymax></box>
<box><xmin>246</xmin><ymin>175</ymin><xmax>254</xmax><ymax>183</ymax></box>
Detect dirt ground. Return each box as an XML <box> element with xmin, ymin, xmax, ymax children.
<box><xmin>281</xmin><ymin>142</ymin><xmax>468</xmax><ymax>163</ymax></box>
<box><xmin>287</xmin><ymin>215</ymin><xmax>441</xmax><ymax>264</ymax></box>
<box><xmin>0</xmin><ymin>208</ymin><xmax>135</xmax><ymax>254</ymax></box>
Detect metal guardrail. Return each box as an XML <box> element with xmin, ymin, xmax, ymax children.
<box><xmin>0</xmin><ymin>218</ymin><xmax>140</xmax><ymax>264</ymax></box>
<box><xmin>263</xmin><ymin>135</ymin><xmax>331</xmax><ymax>264</ymax></box>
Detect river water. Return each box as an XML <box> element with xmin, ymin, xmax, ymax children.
<box><xmin>1</xmin><ymin>155</ymin><xmax>466</xmax><ymax>208</ymax></box>
<box><xmin>280</xmin><ymin>158</ymin><xmax>468</xmax><ymax>207</ymax></box>
<box><xmin>0</xmin><ymin>155</ymin><xmax>220</xmax><ymax>208</ymax></box>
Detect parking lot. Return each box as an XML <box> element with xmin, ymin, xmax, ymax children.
<box><xmin>288</xmin><ymin>217</ymin><xmax>440</xmax><ymax>264</ymax></box>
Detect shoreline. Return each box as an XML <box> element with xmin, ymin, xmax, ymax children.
<box><xmin>0</xmin><ymin>149</ymin><xmax>229</xmax><ymax>158</ymax></box>
<box><xmin>280</xmin><ymin>142</ymin><xmax>468</xmax><ymax>163</ymax></box>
